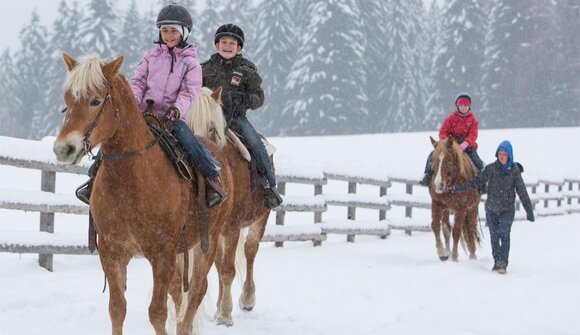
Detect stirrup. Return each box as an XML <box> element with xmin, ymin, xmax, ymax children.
<box><xmin>206</xmin><ymin>178</ymin><xmax>226</xmax><ymax>208</ymax></box>
<box><xmin>75</xmin><ymin>179</ymin><xmax>92</xmax><ymax>205</ymax></box>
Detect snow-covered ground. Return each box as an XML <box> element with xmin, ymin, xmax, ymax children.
<box><xmin>1</xmin><ymin>127</ymin><xmax>579</xmax><ymax>334</ymax></box>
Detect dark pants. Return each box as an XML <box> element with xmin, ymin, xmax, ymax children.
<box><xmin>172</xmin><ymin>119</ymin><xmax>220</xmax><ymax>180</ymax></box>
<box><xmin>424</xmin><ymin>147</ymin><xmax>484</xmax><ymax>174</ymax></box>
<box><xmin>229</xmin><ymin>115</ymin><xmax>276</xmax><ymax>187</ymax></box>
<box><xmin>486</xmin><ymin>210</ymin><xmax>515</xmax><ymax>268</ymax></box>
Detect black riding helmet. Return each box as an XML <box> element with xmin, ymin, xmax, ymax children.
<box><xmin>156</xmin><ymin>4</ymin><xmax>193</xmax><ymax>31</ymax></box>
<box><xmin>214</xmin><ymin>24</ymin><xmax>245</xmax><ymax>48</ymax></box>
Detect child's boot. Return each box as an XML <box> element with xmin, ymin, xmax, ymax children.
<box><xmin>75</xmin><ymin>178</ymin><xmax>94</xmax><ymax>205</ymax></box>
<box><xmin>263</xmin><ymin>183</ymin><xmax>283</xmax><ymax>209</ymax></box>
<box><xmin>206</xmin><ymin>177</ymin><xmax>226</xmax><ymax>208</ymax></box>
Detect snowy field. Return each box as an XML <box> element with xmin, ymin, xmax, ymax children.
<box><xmin>1</xmin><ymin>127</ymin><xmax>579</xmax><ymax>334</ymax></box>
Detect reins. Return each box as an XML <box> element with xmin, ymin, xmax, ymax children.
<box><xmin>75</xmin><ymin>84</ymin><xmax>162</xmax><ymax>161</ymax></box>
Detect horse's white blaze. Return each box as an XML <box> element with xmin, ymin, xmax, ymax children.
<box><xmin>53</xmin><ymin>131</ymin><xmax>84</xmax><ymax>164</ymax></box>
<box><xmin>434</xmin><ymin>153</ymin><xmax>445</xmax><ymax>194</ymax></box>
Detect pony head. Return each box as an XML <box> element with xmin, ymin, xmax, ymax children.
<box><xmin>53</xmin><ymin>53</ymin><xmax>125</xmax><ymax>165</ymax></box>
<box><xmin>188</xmin><ymin>86</ymin><xmax>227</xmax><ymax>149</ymax></box>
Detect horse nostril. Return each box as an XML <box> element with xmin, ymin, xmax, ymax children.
<box><xmin>66</xmin><ymin>144</ymin><xmax>76</xmax><ymax>157</ymax></box>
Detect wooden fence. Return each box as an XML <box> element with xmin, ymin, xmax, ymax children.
<box><xmin>1</xmin><ymin>153</ymin><xmax>579</xmax><ymax>271</ymax></box>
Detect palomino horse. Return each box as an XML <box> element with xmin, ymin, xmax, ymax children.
<box><xmin>53</xmin><ymin>54</ymin><xmax>234</xmax><ymax>335</ymax></box>
<box><xmin>428</xmin><ymin>137</ymin><xmax>481</xmax><ymax>262</ymax></box>
<box><xmin>188</xmin><ymin>87</ymin><xmax>272</xmax><ymax>327</ymax></box>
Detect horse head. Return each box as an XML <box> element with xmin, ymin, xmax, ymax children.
<box><xmin>53</xmin><ymin>53</ymin><xmax>127</xmax><ymax>165</ymax></box>
<box><xmin>188</xmin><ymin>86</ymin><xmax>227</xmax><ymax>149</ymax></box>
<box><xmin>431</xmin><ymin>137</ymin><xmax>467</xmax><ymax>194</ymax></box>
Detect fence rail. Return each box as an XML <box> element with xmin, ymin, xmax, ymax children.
<box><xmin>1</xmin><ymin>153</ymin><xmax>579</xmax><ymax>271</ymax></box>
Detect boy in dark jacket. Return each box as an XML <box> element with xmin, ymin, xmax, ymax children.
<box><xmin>453</xmin><ymin>140</ymin><xmax>535</xmax><ymax>274</ymax></box>
<box><xmin>201</xmin><ymin>23</ymin><xmax>282</xmax><ymax>209</ymax></box>
<box><xmin>420</xmin><ymin>93</ymin><xmax>485</xmax><ymax>186</ymax></box>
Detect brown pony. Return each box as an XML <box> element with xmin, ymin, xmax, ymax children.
<box><xmin>53</xmin><ymin>54</ymin><xmax>234</xmax><ymax>335</ymax></box>
<box><xmin>188</xmin><ymin>87</ymin><xmax>272</xmax><ymax>327</ymax></box>
<box><xmin>428</xmin><ymin>137</ymin><xmax>481</xmax><ymax>262</ymax></box>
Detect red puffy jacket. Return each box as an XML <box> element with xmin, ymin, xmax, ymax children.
<box><xmin>439</xmin><ymin>111</ymin><xmax>479</xmax><ymax>149</ymax></box>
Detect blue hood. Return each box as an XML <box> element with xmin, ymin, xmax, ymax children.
<box><xmin>496</xmin><ymin>140</ymin><xmax>514</xmax><ymax>170</ymax></box>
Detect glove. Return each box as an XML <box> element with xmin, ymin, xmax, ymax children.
<box><xmin>164</xmin><ymin>106</ymin><xmax>180</xmax><ymax>121</ymax></box>
<box><xmin>459</xmin><ymin>141</ymin><xmax>469</xmax><ymax>151</ymax></box>
<box><xmin>230</xmin><ymin>91</ymin><xmax>251</xmax><ymax>108</ymax></box>
<box><xmin>526</xmin><ymin>210</ymin><xmax>535</xmax><ymax>222</ymax></box>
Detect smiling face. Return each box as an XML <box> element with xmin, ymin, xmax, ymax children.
<box><xmin>215</xmin><ymin>36</ymin><xmax>241</xmax><ymax>60</ymax></box>
<box><xmin>161</xmin><ymin>26</ymin><xmax>182</xmax><ymax>48</ymax></box>
<box><xmin>497</xmin><ymin>150</ymin><xmax>509</xmax><ymax>165</ymax></box>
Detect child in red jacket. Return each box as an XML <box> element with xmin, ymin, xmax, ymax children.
<box><xmin>420</xmin><ymin>93</ymin><xmax>484</xmax><ymax>186</ymax></box>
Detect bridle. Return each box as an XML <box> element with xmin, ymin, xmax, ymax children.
<box><xmin>62</xmin><ymin>83</ymin><xmax>161</xmax><ymax>161</ymax></box>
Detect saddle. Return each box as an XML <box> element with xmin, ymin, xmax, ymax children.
<box><xmin>142</xmin><ymin>110</ymin><xmax>194</xmax><ymax>181</ymax></box>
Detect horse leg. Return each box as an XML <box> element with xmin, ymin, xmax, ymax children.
<box><xmin>466</xmin><ymin>208</ymin><xmax>479</xmax><ymax>260</ymax></box>
<box><xmin>431</xmin><ymin>203</ymin><xmax>448</xmax><ymax>261</ymax></box>
<box><xmin>451</xmin><ymin>210</ymin><xmax>465</xmax><ymax>262</ymax></box>
<box><xmin>98</xmin><ymin>243</ymin><xmax>131</xmax><ymax>335</ymax></box>
<box><xmin>148</xmin><ymin>250</ymin><xmax>177</xmax><ymax>335</ymax></box>
<box><xmin>214</xmin><ymin>223</ymin><xmax>240</xmax><ymax>327</ymax></box>
<box><xmin>240</xmin><ymin>217</ymin><xmax>267</xmax><ymax>311</ymax></box>
<box><xmin>442</xmin><ymin>208</ymin><xmax>451</xmax><ymax>255</ymax></box>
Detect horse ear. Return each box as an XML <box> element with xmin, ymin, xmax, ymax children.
<box><xmin>63</xmin><ymin>53</ymin><xmax>77</xmax><ymax>71</ymax></box>
<box><xmin>430</xmin><ymin>136</ymin><xmax>437</xmax><ymax>148</ymax></box>
<box><xmin>102</xmin><ymin>56</ymin><xmax>124</xmax><ymax>80</ymax></box>
<box><xmin>212</xmin><ymin>86</ymin><xmax>223</xmax><ymax>103</ymax></box>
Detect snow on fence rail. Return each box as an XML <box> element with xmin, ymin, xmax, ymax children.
<box><xmin>1</xmin><ymin>149</ymin><xmax>580</xmax><ymax>271</ymax></box>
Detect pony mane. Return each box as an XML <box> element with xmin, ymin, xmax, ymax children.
<box><xmin>188</xmin><ymin>87</ymin><xmax>227</xmax><ymax>148</ymax></box>
<box><xmin>65</xmin><ymin>54</ymin><xmax>107</xmax><ymax>99</ymax></box>
<box><xmin>433</xmin><ymin>138</ymin><xmax>476</xmax><ymax>179</ymax></box>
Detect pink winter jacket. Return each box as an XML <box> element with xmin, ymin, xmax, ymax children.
<box><xmin>130</xmin><ymin>44</ymin><xmax>202</xmax><ymax>123</ymax></box>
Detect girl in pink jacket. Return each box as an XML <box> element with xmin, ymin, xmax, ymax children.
<box><xmin>76</xmin><ymin>4</ymin><xmax>225</xmax><ymax>208</ymax></box>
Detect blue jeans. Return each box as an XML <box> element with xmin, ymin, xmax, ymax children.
<box><xmin>172</xmin><ymin>119</ymin><xmax>220</xmax><ymax>180</ymax></box>
<box><xmin>229</xmin><ymin>115</ymin><xmax>276</xmax><ymax>187</ymax></box>
<box><xmin>486</xmin><ymin>210</ymin><xmax>515</xmax><ymax>268</ymax></box>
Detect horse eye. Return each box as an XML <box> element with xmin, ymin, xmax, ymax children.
<box><xmin>90</xmin><ymin>97</ymin><xmax>101</xmax><ymax>107</ymax></box>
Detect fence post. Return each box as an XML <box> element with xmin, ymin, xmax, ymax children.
<box><xmin>379</xmin><ymin>186</ymin><xmax>387</xmax><ymax>221</ymax></box>
<box><xmin>314</xmin><ymin>184</ymin><xmax>323</xmax><ymax>223</ymax></box>
<box><xmin>544</xmin><ymin>183</ymin><xmax>550</xmax><ymax>208</ymax></box>
<box><xmin>347</xmin><ymin>182</ymin><xmax>356</xmax><ymax>242</ymax></box>
<box><xmin>274</xmin><ymin>182</ymin><xmax>286</xmax><ymax>248</ymax></box>
<box><xmin>405</xmin><ymin>183</ymin><xmax>413</xmax><ymax>218</ymax></box>
<box><xmin>39</xmin><ymin>170</ymin><xmax>56</xmax><ymax>271</ymax></box>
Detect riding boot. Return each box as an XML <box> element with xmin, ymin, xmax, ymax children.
<box><xmin>419</xmin><ymin>171</ymin><xmax>432</xmax><ymax>187</ymax></box>
<box><xmin>206</xmin><ymin>177</ymin><xmax>226</xmax><ymax>208</ymax></box>
<box><xmin>263</xmin><ymin>184</ymin><xmax>283</xmax><ymax>209</ymax></box>
<box><xmin>75</xmin><ymin>178</ymin><xmax>94</xmax><ymax>205</ymax></box>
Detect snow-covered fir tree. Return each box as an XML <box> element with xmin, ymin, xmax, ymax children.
<box><xmin>114</xmin><ymin>0</ymin><xmax>145</xmax><ymax>74</ymax></box>
<box><xmin>0</xmin><ymin>50</ymin><xmax>24</xmax><ymax>138</ymax></box>
<box><xmin>378</xmin><ymin>0</ymin><xmax>426</xmax><ymax>132</ymax></box>
<box><xmin>250</xmin><ymin>0</ymin><xmax>298</xmax><ymax>134</ymax></box>
<box><xmin>423</xmin><ymin>0</ymin><xmax>446</xmax><ymax>129</ymax></box>
<box><xmin>197</xmin><ymin>6</ymin><xmax>221</xmax><ymax>62</ymax></box>
<box><xmin>282</xmin><ymin>0</ymin><xmax>367</xmax><ymax>135</ymax></box>
<box><xmin>432</xmin><ymin>0</ymin><xmax>487</xmax><ymax>122</ymax></box>
<box><xmin>81</xmin><ymin>0</ymin><xmax>117</xmax><ymax>59</ymax></box>
<box><xmin>357</xmin><ymin>0</ymin><xmax>389</xmax><ymax>132</ymax></box>
<box><xmin>15</xmin><ymin>10</ymin><xmax>52</xmax><ymax>139</ymax></box>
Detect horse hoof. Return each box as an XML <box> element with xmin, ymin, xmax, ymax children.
<box><xmin>215</xmin><ymin>315</ymin><xmax>233</xmax><ymax>327</ymax></box>
<box><xmin>469</xmin><ymin>254</ymin><xmax>477</xmax><ymax>260</ymax></box>
<box><xmin>439</xmin><ymin>255</ymin><xmax>449</xmax><ymax>261</ymax></box>
<box><xmin>239</xmin><ymin>296</ymin><xmax>255</xmax><ymax>311</ymax></box>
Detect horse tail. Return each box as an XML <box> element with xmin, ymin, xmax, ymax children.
<box><xmin>235</xmin><ymin>227</ymin><xmax>249</xmax><ymax>286</ymax></box>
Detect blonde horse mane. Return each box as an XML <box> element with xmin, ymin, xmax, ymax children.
<box><xmin>65</xmin><ymin>54</ymin><xmax>107</xmax><ymax>99</ymax></box>
<box><xmin>188</xmin><ymin>87</ymin><xmax>227</xmax><ymax>149</ymax></box>
<box><xmin>433</xmin><ymin>138</ymin><xmax>476</xmax><ymax>179</ymax></box>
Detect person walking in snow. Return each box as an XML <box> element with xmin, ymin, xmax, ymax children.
<box><xmin>452</xmin><ymin>140</ymin><xmax>535</xmax><ymax>274</ymax></box>
<box><xmin>420</xmin><ymin>93</ymin><xmax>485</xmax><ymax>186</ymax></box>
<box><xmin>201</xmin><ymin>23</ymin><xmax>283</xmax><ymax>209</ymax></box>
<box><xmin>76</xmin><ymin>3</ymin><xmax>226</xmax><ymax>208</ymax></box>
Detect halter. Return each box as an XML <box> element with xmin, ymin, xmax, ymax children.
<box><xmin>74</xmin><ymin>84</ymin><xmax>161</xmax><ymax>161</ymax></box>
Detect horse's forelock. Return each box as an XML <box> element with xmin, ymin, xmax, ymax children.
<box><xmin>65</xmin><ymin>54</ymin><xmax>107</xmax><ymax>100</ymax></box>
